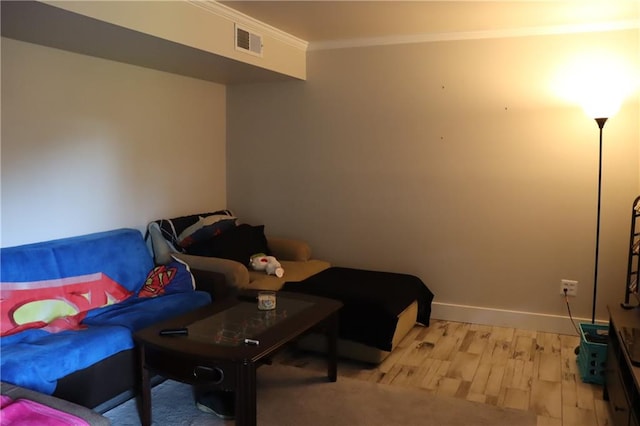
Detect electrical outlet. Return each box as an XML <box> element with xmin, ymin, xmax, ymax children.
<box><xmin>560</xmin><ymin>279</ymin><xmax>578</xmax><ymax>296</ymax></box>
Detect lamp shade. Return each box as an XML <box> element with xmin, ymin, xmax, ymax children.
<box><xmin>553</xmin><ymin>50</ymin><xmax>636</xmax><ymax>119</ymax></box>
<box><xmin>580</xmin><ymin>89</ymin><xmax>624</xmax><ymax>119</ymax></box>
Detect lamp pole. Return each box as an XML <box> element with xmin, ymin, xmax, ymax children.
<box><xmin>591</xmin><ymin>117</ymin><xmax>608</xmax><ymax>324</ymax></box>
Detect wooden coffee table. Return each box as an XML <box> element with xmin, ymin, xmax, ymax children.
<box><xmin>134</xmin><ymin>291</ymin><xmax>343</xmax><ymax>426</ymax></box>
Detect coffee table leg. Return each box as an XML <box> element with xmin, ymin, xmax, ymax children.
<box><xmin>139</xmin><ymin>346</ymin><xmax>151</xmax><ymax>426</ymax></box>
<box><xmin>235</xmin><ymin>361</ymin><xmax>257</xmax><ymax>426</ymax></box>
<box><xmin>327</xmin><ymin>311</ymin><xmax>338</xmax><ymax>382</ymax></box>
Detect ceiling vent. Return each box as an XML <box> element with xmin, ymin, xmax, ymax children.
<box><xmin>235</xmin><ymin>24</ymin><xmax>263</xmax><ymax>57</ymax></box>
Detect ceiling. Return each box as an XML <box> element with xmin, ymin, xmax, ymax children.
<box><xmin>219</xmin><ymin>1</ymin><xmax>639</xmax><ymax>44</ymax></box>
<box><xmin>2</xmin><ymin>1</ymin><xmax>637</xmax><ymax>85</ymax></box>
<box><xmin>1</xmin><ymin>1</ymin><xmax>297</xmax><ymax>84</ymax></box>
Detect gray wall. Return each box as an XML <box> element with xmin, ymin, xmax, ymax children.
<box><xmin>1</xmin><ymin>27</ymin><xmax>638</xmax><ymax>333</ymax></box>
<box><xmin>1</xmin><ymin>38</ymin><xmax>227</xmax><ymax>246</ymax></box>
<box><xmin>227</xmin><ymin>30</ymin><xmax>640</xmax><ymax>329</ymax></box>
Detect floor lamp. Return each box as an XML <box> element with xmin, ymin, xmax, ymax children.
<box><xmin>583</xmin><ymin>96</ymin><xmax>622</xmax><ymax>325</ymax></box>
<box><xmin>591</xmin><ymin>117</ymin><xmax>608</xmax><ymax>324</ymax></box>
<box><xmin>574</xmin><ymin>114</ymin><xmax>612</xmax><ymax>354</ymax></box>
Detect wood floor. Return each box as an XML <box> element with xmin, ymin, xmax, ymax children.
<box><xmin>274</xmin><ymin>319</ymin><xmax>614</xmax><ymax>426</ymax></box>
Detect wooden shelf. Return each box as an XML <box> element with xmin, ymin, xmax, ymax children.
<box><xmin>605</xmin><ymin>306</ymin><xmax>640</xmax><ymax>426</ymax></box>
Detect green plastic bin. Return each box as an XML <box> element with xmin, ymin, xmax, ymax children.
<box><xmin>577</xmin><ymin>323</ymin><xmax>608</xmax><ymax>385</ymax></box>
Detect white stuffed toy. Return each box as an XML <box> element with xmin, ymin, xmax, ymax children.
<box><xmin>250</xmin><ymin>253</ymin><xmax>284</xmax><ymax>278</ymax></box>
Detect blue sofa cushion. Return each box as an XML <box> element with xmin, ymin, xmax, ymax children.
<box><xmin>0</xmin><ymin>229</ymin><xmax>212</xmax><ymax>396</ymax></box>
<box><xmin>0</xmin><ymin>229</ymin><xmax>153</xmax><ymax>292</ymax></box>
<box><xmin>83</xmin><ymin>291</ymin><xmax>211</xmax><ymax>332</ymax></box>
<box><xmin>0</xmin><ymin>325</ymin><xmax>133</xmax><ymax>394</ymax></box>
<box><xmin>0</xmin><ymin>292</ymin><xmax>211</xmax><ymax>395</ymax></box>
<box><xmin>1</xmin><ymin>229</ymin><xmax>153</xmax><ymax>337</ymax></box>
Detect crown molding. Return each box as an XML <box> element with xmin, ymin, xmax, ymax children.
<box><xmin>186</xmin><ymin>0</ymin><xmax>308</xmax><ymax>51</ymax></box>
<box><xmin>309</xmin><ymin>19</ymin><xmax>640</xmax><ymax>51</ymax></box>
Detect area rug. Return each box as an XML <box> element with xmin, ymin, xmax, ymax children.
<box><xmin>104</xmin><ymin>365</ymin><xmax>536</xmax><ymax>426</ymax></box>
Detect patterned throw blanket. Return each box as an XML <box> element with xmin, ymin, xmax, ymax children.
<box><xmin>0</xmin><ymin>395</ymin><xmax>89</xmax><ymax>425</ymax></box>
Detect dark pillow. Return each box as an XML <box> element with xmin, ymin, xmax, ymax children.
<box><xmin>178</xmin><ymin>218</ymin><xmax>237</xmax><ymax>249</ymax></box>
<box><xmin>170</xmin><ymin>210</ymin><xmax>233</xmax><ymax>238</ymax></box>
<box><xmin>186</xmin><ymin>224</ymin><xmax>270</xmax><ymax>265</ymax></box>
<box><xmin>153</xmin><ymin>210</ymin><xmax>234</xmax><ymax>249</ymax></box>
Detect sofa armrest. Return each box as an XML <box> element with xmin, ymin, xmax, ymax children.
<box><xmin>172</xmin><ymin>253</ymin><xmax>250</xmax><ymax>289</ymax></box>
<box><xmin>1</xmin><ymin>382</ymin><xmax>110</xmax><ymax>426</ymax></box>
<box><xmin>267</xmin><ymin>237</ymin><xmax>312</xmax><ymax>261</ymax></box>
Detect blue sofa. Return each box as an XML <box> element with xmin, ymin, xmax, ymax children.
<box><xmin>0</xmin><ymin>228</ymin><xmax>212</xmax><ymax>410</ymax></box>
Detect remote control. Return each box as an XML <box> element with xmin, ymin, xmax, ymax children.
<box><xmin>159</xmin><ymin>327</ymin><xmax>188</xmax><ymax>336</ymax></box>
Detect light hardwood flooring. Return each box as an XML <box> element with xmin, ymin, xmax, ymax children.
<box><xmin>274</xmin><ymin>319</ymin><xmax>613</xmax><ymax>426</ymax></box>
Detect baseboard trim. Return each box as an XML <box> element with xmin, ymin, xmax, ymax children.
<box><xmin>430</xmin><ymin>302</ymin><xmax>608</xmax><ymax>336</ymax></box>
